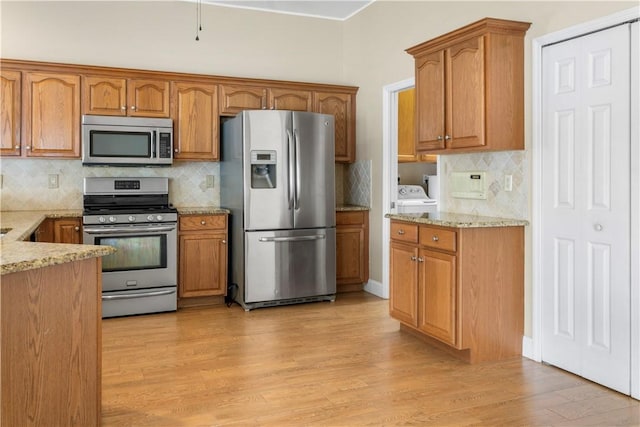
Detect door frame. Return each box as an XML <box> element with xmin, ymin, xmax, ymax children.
<box><xmin>531</xmin><ymin>6</ymin><xmax>640</xmax><ymax>399</ymax></box>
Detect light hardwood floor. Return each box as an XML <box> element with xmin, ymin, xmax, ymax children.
<box><xmin>102</xmin><ymin>292</ymin><xmax>639</xmax><ymax>426</ymax></box>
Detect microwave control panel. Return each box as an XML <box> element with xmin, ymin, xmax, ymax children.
<box><xmin>158</xmin><ymin>132</ymin><xmax>172</xmax><ymax>158</ymax></box>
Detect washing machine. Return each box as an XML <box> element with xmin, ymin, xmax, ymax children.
<box><xmin>396</xmin><ymin>184</ymin><xmax>438</xmax><ymax>214</ymax></box>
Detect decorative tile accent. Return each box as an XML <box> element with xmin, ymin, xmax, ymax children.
<box><xmin>345</xmin><ymin>160</ymin><xmax>371</xmax><ymax>208</ymax></box>
<box><xmin>439</xmin><ymin>151</ymin><xmax>528</xmax><ymax>220</ymax></box>
<box><xmin>0</xmin><ymin>159</ymin><xmax>220</xmax><ymax>210</ymax></box>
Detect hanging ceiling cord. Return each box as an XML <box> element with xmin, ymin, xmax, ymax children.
<box><xmin>195</xmin><ymin>0</ymin><xmax>203</xmax><ymax>41</ymax></box>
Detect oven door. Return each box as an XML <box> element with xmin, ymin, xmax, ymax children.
<box><xmin>83</xmin><ymin>223</ymin><xmax>177</xmax><ymax>292</ymax></box>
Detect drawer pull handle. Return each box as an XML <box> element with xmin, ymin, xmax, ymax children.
<box><xmin>418</xmin><ymin>257</ymin><xmax>424</xmax><ymax>263</ymax></box>
<box><xmin>432</xmin><ymin>235</ymin><xmax>439</xmax><ymax>242</ymax></box>
<box><xmin>200</xmin><ymin>220</ymin><xmax>206</xmax><ymax>225</ymax></box>
<box><xmin>410</xmin><ymin>256</ymin><xmax>417</xmax><ymax>261</ymax></box>
<box><xmin>397</xmin><ymin>229</ymin><xmax>405</xmax><ymax>235</ymax></box>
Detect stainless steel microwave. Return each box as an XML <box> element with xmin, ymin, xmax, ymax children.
<box><xmin>82</xmin><ymin>115</ymin><xmax>173</xmax><ymax>166</ymax></box>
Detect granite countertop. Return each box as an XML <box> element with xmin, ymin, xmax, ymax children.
<box><xmin>386</xmin><ymin>211</ymin><xmax>529</xmax><ymax>228</ymax></box>
<box><xmin>337</xmin><ymin>204</ymin><xmax>370</xmax><ymax>212</ymax></box>
<box><xmin>0</xmin><ymin>210</ymin><xmax>115</xmax><ymax>275</ymax></box>
<box><xmin>176</xmin><ymin>207</ymin><xmax>231</xmax><ymax>215</ymax></box>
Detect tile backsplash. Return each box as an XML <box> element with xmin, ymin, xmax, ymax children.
<box><xmin>335</xmin><ymin>160</ymin><xmax>371</xmax><ymax>207</ymax></box>
<box><xmin>0</xmin><ymin>159</ymin><xmax>220</xmax><ymax>211</ymax></box>
<box><xmin>438</xmin><ymin>151</ymin><xmax>528</xmax><ymax>219</ymax></box>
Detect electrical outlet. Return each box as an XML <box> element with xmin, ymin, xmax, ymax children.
<box><xmin>205</xmin><ymin>175</ymin><xmax>214</xmax><ymax>188</ymax></box>
<box><xmin>48</xmin><ymin>174</ymin><xmax>59</xmax><ymax>189</ymax></box>
<box><xmin>504</xmin><ymin>174</ymin><xmax>513</xmax><ymax>192</ymax></box>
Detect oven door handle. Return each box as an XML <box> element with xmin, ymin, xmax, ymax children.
<box><xmin>102</xmin><ymin>288</ymin><xmax>177</xmax><ymax>300</ymax></box>
<box><xmin>84</xmin><ymin>225</ymin><xmax>176</xmax><ymax>234</ymax></box>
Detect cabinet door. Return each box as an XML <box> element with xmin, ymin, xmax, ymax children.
<box><xmin>389</xmin><ymin>241</ymin><xmax>418</xmax><ymax>327</ymax></box>
<box><xmin>34</xmin><ymin>218</ymin><xmax>55</xmax><ymax>242</ymax></box>
<box><xmin>336</xmin><ymin>226</ymin><xmax>365</xmax><ymax>284</ymax></box>
<box><xmin>219</xmin><ymin>84</ymin><xmax>267</xmax><ymax>115</ymax></box>
<box><xmin>23</xmin><ymin>72</ymin><xmax>81</xmax><ymax>158</ymax></box>
<box><xmin>82</xmin><ymin>76</ymin><xmax>127</xmax><ymax>115</ymax></box>
<box><xmin>54</xmin><ymin>218</ymin><xmax>82</xmax><ymax>244</ymax></box>
<box><xmin>179</xmin><ymin>234</ymin><xmax>227</xmax><ymax>297</ymax></box>
<box><xmin>446</xmin><ymin>36</ymin><xmax>485</xmax><ymax>149</ymax></box>
<box><xmin>269</xmin><ymin>88</ymin><xmax>312</xmax><ymax>111</ymax></box>
<box><xmin>127</xmin><ymin>79</ymin><xmax>170</xmax><ymax>117</ymax></box>
<box><xmin>418</xmin><ymin>248</ymin><xmax>458</xmax><ymax>346</ymax></box>
<box><xmin>415</xmin><ymin>51</ymin><xmax>446</xmax><ymax>151</ymax></box>
<box><xmin>172</xmin><ymin>81</ymin><xmax>219</xmax><ymax>160</ymax></box>
<box><xmin>314</xmin><ymin>92</ymin><xmax>354</xmax><ymax>163</ymax></box>
<box><xmin>0</xmin><ymin>70</ymin><xmax>21</xmax><ymax>157</ymax></box>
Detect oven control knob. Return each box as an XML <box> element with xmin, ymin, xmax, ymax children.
<box><xmin>147</xmin><ymin>215</ymin><xmax>155</xmax><ymax>221</ymax></box>
<box><xmin>109</xmin><ymin>216</ymin><xmax>117</xmax><ymax>223</ymax></box>
<box><xmin>99</xmin><ymin>216</ymin><xmax>107</xmax><ymax>223</ymax></box>
<box><xmin>128</xmin><ymin>215</ymin><xmax>136</xmax><ymax>222</ymax></box>
<box><xmin>157</xmin><ymin>215</ymin><xmax>164</xmax><ymax>221</ymax></box>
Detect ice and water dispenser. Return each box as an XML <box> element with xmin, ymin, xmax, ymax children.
<box><xmin>250</xmin><ymin>150</ymin><xmax>276</xmax><ymax>188</ymax></box>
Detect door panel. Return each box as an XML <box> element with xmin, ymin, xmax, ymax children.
<box><xmin>243</xmin><ymin>110</ymin><xmax>293</xmax><ymax>231</ymax></box>
<box><xmin>292</xmin><ymin>111</ymin><xmax>335</xmax><ymax>229</ymax></box>
<box><xmin>542</xmin><ymin>24</ymin><xmax>631</xmax><ymax>394</ymax></box>
<box><xmin>244</xmin><ymin>228</ymin><xmax>336</xmax><ymax>303</ymax></box>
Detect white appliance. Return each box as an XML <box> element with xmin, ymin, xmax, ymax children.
<box><xmin>397</xmin><ymin>184</ymin><xmax>438</xmax><ymax>214</ymax></box>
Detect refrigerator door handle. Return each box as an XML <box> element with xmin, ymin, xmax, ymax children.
<box><xmin>294</xmin><ymin>129</ymin><xmax>301</xmax><ymax>210</ymax></box>
<box><xmin>287</xmin><ymin>129</ymin><xmax>295</xmax><ymax>210</ymax></box>
<box><xmin>258</xmin><ymin>235</ymin><xmax>326</xmax><ymax>243</ymax></box>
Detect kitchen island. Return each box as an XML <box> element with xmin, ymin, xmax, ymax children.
<box><xmin>386</xmin><ymin>211</ymin><xmax>528</xmax><ymax>363</ymax></box>
<box><xmin>1</xmin><ymin>211</ymin><xmax>115</xmax><ymax>426</ymax></box>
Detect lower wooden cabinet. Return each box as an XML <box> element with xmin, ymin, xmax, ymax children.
<box><xmin>336</xmin><ymin>210</ymin><xmax>369</xmax><ymax>291</ymax></box>
<box><xmin>178</xmin><ymin>214</ymin><xmax>228</xmax><ymax>298</ymax></box>
<box><xmin>35</xmin><ymin>217</ymin><xmax>82</xmax><ymax>243</ymax></box>
<box><xmin>389</xmin><ymin>219</ymin><xmax>524</xmax><ymax>363</ymax></box>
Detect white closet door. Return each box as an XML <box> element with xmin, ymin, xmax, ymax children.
<box><xmin>541</xmin><ymin>24</ymin><xmax>631</xmax><ymax>394</ymax></box>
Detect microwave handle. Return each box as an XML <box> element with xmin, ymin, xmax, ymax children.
<box><xmin>152</xmin><ymin>130</ymin><xmax>156</xmax><ymax>158</ymax></box>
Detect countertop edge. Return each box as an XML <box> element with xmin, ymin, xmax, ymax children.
<box><xmin>386</xmin><ymin>213</ymin><xmax>529</xmax><ymax>228</ymax></box>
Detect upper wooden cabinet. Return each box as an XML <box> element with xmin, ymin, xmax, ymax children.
<box><xmin>314</xmin><ymin>91</ymin><xmax>355</xmax><ymax>163</ymax></box>
<box><xmin>406</xmin><ymin>18</ymin><xmax>530</xmax><ymax>154</ymax></box>
<box><xmin>219</xmin><ymin>85</ymin><xmax>313</xmax><ymax>115</ymax></box>
<box><xmin>171</xmin><ymin>81</ymin><xmax>219</xmax><ymax>161</ymax></box>
<box><xmin>23</xmin><ymin>72</ymin><xmax>81</xmax><ymax>158</ymax></box>
<box><xmin>0</xmin><ymin>70</ymin><xmax>21</xmax><ymax>157</ymax></box>
<box><xmin>83</xmin><ymin>76</ymin><xmax>170</xmax><ymax>117</ymax></box>
<box><xmin>397</xmin><ymin>88</ymin><xmax>437</xmax><ymax>163</ymax></box>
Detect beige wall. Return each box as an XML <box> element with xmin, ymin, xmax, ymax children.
<box><xmin>1</xmin><ymin>0</ymin><xmax>636</xmax><ymax>335</ymax></box>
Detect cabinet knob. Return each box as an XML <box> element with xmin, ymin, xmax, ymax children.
<box><xmin>432</xmin><ymin>235</ymin><xmax>439</xmax><ymax>242</ymax></box>
<box><xmin>437</xmin><ymin>135</ymin><xmax>443</xmax><ymax>141</ymax></box>
<box><xmin>14</xmin><ymin>145</ymin><xmax>19</xmax><ymax>150</ymax></box>
<box><xmin>25</xmin><ymin>146</ymin><xmax>31</xmax><ymax>150</ymax></box>
<box><xmin>410</xmin><ymin>256</ymin><xmax>417</xmax><ymax>261</ymax></box>
<box><xmin>121</xmin><ymin>106</ymin><xmax>126</xmax><ymax>110</ymax></box>
<box><xmin>222</xmin><ymin>240</ymin><xmax>227</xmax><ymax>244</ymax></box>
<box><xmin>444</xmin><ymin>135</ymin><xmax>451</xmax><ymax>141</ymax></box>
<box><xmin>397</xmin><ymin>229</ymin><xmax>405</xmax><ymax>235</ymax></box>
<box><xmin>418</xmin><ymin>257</ymin><xmax>424</xmax><ymax>263</ymax></box>
<box><xmin>200</xmin><ymin>220</ymin><xmax>206</xmax><ymax>225</ymax></box>
<box><xmin>174</xmin><ymin>148</ymin><xmax>179</xmax><ymax>153</ymax></box>
<box><xmin>74</xmin><ymin>226</ymin><xmax>80</xmax><ymax>232</ymax></box>
<box><xmin>131</xmin><ymin>106</ymin><xmax>136</xmax><ymax>110</ymax></box>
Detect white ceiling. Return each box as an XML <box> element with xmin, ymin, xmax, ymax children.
<box><xmin>203</xmin><ymin>0</ymin><xmax>374</xmax><ymax>21</ymax></box>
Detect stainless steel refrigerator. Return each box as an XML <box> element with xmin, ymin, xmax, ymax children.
<box><xmin>221</xmin><ymin>110</ymin><xmax>336</xmax><ymax>310</ymax></box>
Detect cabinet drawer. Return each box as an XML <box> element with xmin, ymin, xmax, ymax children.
<box><xmin>390</xmin><ymin>222</ymin><xmax>418</xmax><ymax>243</ymax></box>
<box><xmin>180</xmin><ymin>214</ymin><xmax>226</xmax><ymax>231</ymax></box>
<box><xmin>419</xmin><ymin>226</ymin><xmax>456</xmax><ymax>252</ymax></box>
<box><xmin>336</xmin><ymin>211</ymin><xmax>365</xmax><ymax>225</ymax></box>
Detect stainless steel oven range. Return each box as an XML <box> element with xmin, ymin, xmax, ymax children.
<box><xmin>82</xmin><ymin>177</ymin><xmax>177</xmax><ymax>318</ymax></box>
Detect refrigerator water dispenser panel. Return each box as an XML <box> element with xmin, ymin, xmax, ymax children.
<box><xmin>251</xmin><ymin>150</ymin><xmax>276</xmax><ymax>188</ymax></box>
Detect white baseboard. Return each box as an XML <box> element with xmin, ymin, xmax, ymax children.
<box><xmin>522</xmin><ymin>336</ymin><xmax>537</xmax><ymax>361</ymax></box>
<box><xmin>364</xmin><ymin>279</ymin><xmax>386</xmax><ymax>298</ymax></box>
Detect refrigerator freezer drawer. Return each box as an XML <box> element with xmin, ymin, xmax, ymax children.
<box><xmin>244</xmin><ymin>228</ymin><xmax>336</xmax><ymax>304</ymax></box>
